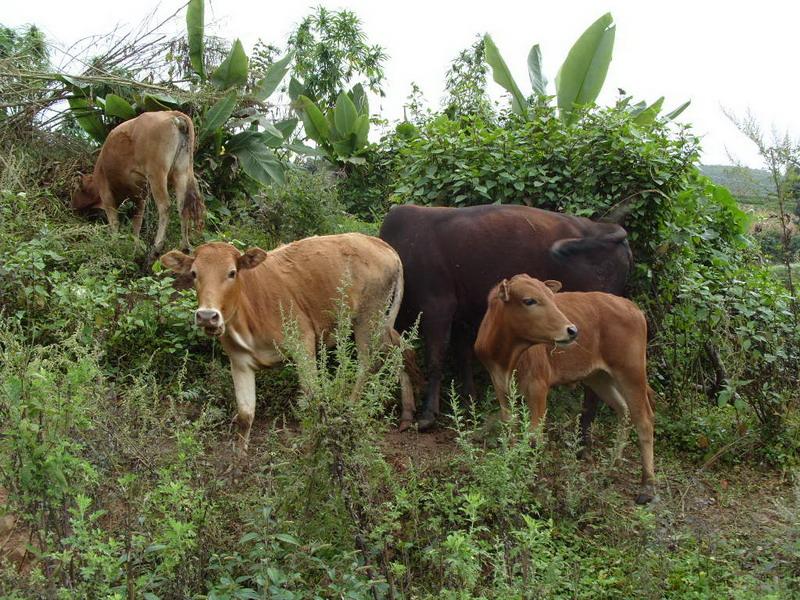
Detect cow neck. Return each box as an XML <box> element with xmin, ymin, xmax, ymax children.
<box><xmin>224</xmin><ymin>262</ymin><xmax>282</xmax><ymax>339</ymax></box>
<box><xmin>477</xmin><ymin>308</ymin><xmax>531</xmax><ymax>376</ymax></box>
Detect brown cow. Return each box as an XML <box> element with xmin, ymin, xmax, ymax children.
<box><xmin>161</xmin><ymin>234</ymin><xmax>416</xmax><ymax>453</ymax></box>
<box><xmin>72</xmin><ymin>110</ymin><xmax>204</xmax><ymax>252</ymax></box>
<box><xmin>474</xmin><ymin>275</ymin><xmax>655</xmax><ymax>504</ymax></box>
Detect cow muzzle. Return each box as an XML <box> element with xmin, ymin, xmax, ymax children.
<box><xmin>195</xmin><ymin>308</ymin><xmax>224</xmax><ymax>336</ymax></box>
<box><xmin>556</xmin><ymin>324</ymin><xmax>579</xmax><ymax>346</ymax></box>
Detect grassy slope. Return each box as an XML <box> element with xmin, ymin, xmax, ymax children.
<box><xmin>0</xmin><ymin>145</ymin><xmax>797</xmax><ymax>598</ymax></box>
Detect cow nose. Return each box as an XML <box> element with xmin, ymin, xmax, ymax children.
<box><xmin>196</xmin><ymin>309</ymin><xmax>220</xmax><ymax>326</ymax></box>
<box><xmin>566</xmin><ymin>325</ymin><xmax>578</xmax><ymax>339</ymax></box>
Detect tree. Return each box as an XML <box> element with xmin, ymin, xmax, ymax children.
<box><xmin>288</xmin><ymin>7</ymin><xmax>387</xmax><ymax>109</ymax></box>
<box><xmin>442</xmin><ymin>36</ymin><xmax>493</xmax><ymax>120</ymax></box>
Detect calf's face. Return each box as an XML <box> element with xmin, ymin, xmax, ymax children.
<box><xmin>498</xmin><ymin>275</ymin><xmax>578</xmax><ymax>346</ymax></box>
<box><xmin>161</xmin><ymin>243</ymin><xmax>267</xmax><ymax>336</ymax></box>
<box><xmin>71</xmin><ymin>174</ymin><xmax>102</xmax><ymax>210</ymax></box>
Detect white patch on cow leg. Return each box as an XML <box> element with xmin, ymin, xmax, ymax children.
<box><xmin>230</xmin><ymin>359</ymin><xmax>256</xmax><ymax>456</ymax></box>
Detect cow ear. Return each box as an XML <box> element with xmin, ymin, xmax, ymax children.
<box><xmin>160</xmin><ymin>250</ymin><xmax>194</xmax><ymax>274</ymax></box>
<box><xmin>544</xmin><ymin>280</ymin><xmax>562</xmax><ymax>293</ymax></box>
<box><xmin>498</xmin><ymin>279</ymin><xmax>511</xmax><ymax>302</ymax></box>
<box><xmin>237</xmin><ymin>247</ymin><xmax>268</xmax><ymax>271</ymax></box>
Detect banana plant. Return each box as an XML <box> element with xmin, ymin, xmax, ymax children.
<box><xmin>484</xmin><ymin>13</ymin><xmax>690</xmax><ymax>126</ymax></box>
<box><xmin>293</xmin><ymin>84</ymin><xmax>371</xmax><ymax>165</ymax></box>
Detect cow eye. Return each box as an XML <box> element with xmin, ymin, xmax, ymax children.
<box><xmin>228</xmin><ymin>270</ymin><xmax>236</xmax><ymax>279</ymax></box>
<box><xmin>522</xmin><ymin>298</ymin><xmax>537</xmax><ymax>306</ymax></box>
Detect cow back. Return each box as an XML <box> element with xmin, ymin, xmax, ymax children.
<box><xmin>379</xmin><ymin>204</ymin><xmax>632</xmax><ymax>332</ymax></box>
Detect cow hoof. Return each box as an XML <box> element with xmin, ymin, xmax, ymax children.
<box><xmin>416</xmin><ymin>413</ymin><xmax>437</xmax><ymax>432</ymax></box>
<box><xmin>398</xmin><ymin>419</ymin><xmax>413</xmax><ymax>433</ymax></box>
<box><xmin>635</xmin><ymin>489</ymin><xmax>656</xmax><ymax>505</ymax></box>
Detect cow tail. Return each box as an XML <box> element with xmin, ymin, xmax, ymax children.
<box><xmin>388</xmin><ymin>261</ymin><xmax>426</xmax><ymax>393</ymax></box>
<box><xmin>173</xmin><ymin>114</ymin><xmax>206</xmax><ymax>233</ymax></box>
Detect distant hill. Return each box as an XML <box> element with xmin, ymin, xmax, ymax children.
<box><xmin>701</xmin><ymin>164</ymin><xmax>774</xmax><ymax>205</ymax></box>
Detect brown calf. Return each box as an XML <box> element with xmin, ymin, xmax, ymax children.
<box><xmin>474</xmin><ymin>274</ymin><xmax>655</xmax><ymax>504</ymax></box>
<box><xmin>72</xmin><ymin>111</ymin><xmax>204</xmax><ymax>252</ymax></box>
<box><xmin>161</xmin><ymin>234</ymin><xmax>417</xmax><ymax>454</ymax></box>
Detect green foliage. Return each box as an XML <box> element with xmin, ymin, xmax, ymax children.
<box><xmin>443</xmin><ymin>36</ymin><xmax>493</xmax><ymax>120</ymax></box>
<box><xmin>295</xmin><ymin>85</ymin><xmax>372</xmax><ymax>164</ymax></box>
<box><xmin>288</xmin><ymin>6</ymin><xmax>387</xmax><ymax>108</ymax></box>
<box><xmin>186</xmin><ymin>0</ymin><xmax>205</xmax><ymax>79</ymax></box>
<box><xmin>555</xmin><ymin>12</ymin><xmax>616</xmax><ymax>124</ymax></box>
<box><xmin>251</xmin><ymin>170</ymin><xmax>345</xmax><ymax>241</ymax></box>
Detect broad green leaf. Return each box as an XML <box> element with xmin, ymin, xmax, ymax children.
<box><xmin>555</xmin><ymin>13</ymin><xmax>616</xmax><ymax>124</ymax></box>
<box><xmin>333</xmin><ymin>136</ymin><xmax>356</xmax><ymax>158</ymax></box>
<box><xmin>57</xmin><ymin>74</ymin><xmax>89</xmax><ymax>93</ymax></box>
<box><xmin>210</xmin><ymin>39</ymin><xmax>249</xmax><ymax>90</ymax></box>
<box><xmin>325</xmin><ymin>108</ymin><xmax>338</xmax><ymax>139</ymax></box>
<box><xmin>350</xmin><ymin>83</ymin><xmax>369</xmax><ymax>116</ymax></box>
<box><xmin>665</xmin><ymin>100</ymin><xmax>691</xmax><ymax>121</ymax></box>
<box><xmin>286</xmin><ymin>142</ymin><xmax>321</xmax><ymax>156</ymax></box>
<box><xmin>186</xmin><ymin>0</ymin><xmax>205</xmax><ymax>79</ymax></box>
<box><xmin>484</xmin><ymin>34</ymin><xmax>527</xmax><ymax>116</ymax></box>
<box><xmin>334</xmin><ymin>92</ymin><xmax>358</xmax><ymax>137</ymax></box>
<box><xmin>627</xmin><ymin>100</ymin><xmax>647</xmax><ymax>117</ymax></box>
<box><xmin>227</xmin><ymin>131</ymin><xmax>282</xmax><ymax>153</ymax></box>
<box><xmin>295</xmin><ymin>95</ymin><xmax>330</xmax><ymax>144</ymax></box>
<box><xmin>288</xmin><ymin>77</ymin><xmax>305</xmax><ymax>101</ymax></box>
<box><xmin>633</xmin><ymin>96</ymin><xmax>664</xmax><ymax>126</ymax></box>
<box><xmin>274</xmin><ymin>118</ymin><xmax>298</xmax><ymax>139</ymax></box>
<box><xmin>199</xmin><ymin>90</ymin><xmax>238</xmax><ymax>143</ymax></box>
<box><xmin>527</xmin><ymin>44</ymin><xmax>547</xmax><ymax>97</ymax></box>
<box><xmin>260</xmin><ymin>123</ymin><xmax>286</xmax><ymax>147</ymax></box>
<box><xmin>353</xmin><ymin>114</ymin><xmax>369</xmax><ymax>150</ymax></box>
<box><xmin>143</xmin><ymin>93</ymin><xmax>180</xmax><ymax>111</ymax></box>
<box><xmin>103</xmin><ymin>94</ymin><xmax>136</xmax><ymax>119</ymax></box>
<box><xmin>232</xmin><ymin>142</ymin><xmax>285</xmax><ymax>186</ymax></box>
<box><xmin>253</xmin><ymin>51</ymin><xmax>294</xmax><ymax>101</ymax></box>
<box><xmin>68</xmin><ymin>97</ymin><xmax>107</xmax><ymax>143</ymax></box>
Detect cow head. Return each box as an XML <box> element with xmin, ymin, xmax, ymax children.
<box><xmin>161</xmin><ymin>242</ymin><xmax>268</xmax><ymax>337</ymax></box>
<box><xmin>494</xmin><ymin>274</ymin><xmax>578</xmax><ymax>346</ymax></box>
<box><xmin>70</xmin><ymin>174</ymin><xmax>102</xmax><ymax>210</ymax></box>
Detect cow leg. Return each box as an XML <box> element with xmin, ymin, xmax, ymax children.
<box><xmin>418</xmin><ymin>308</ymin><xmax>454</xmax><ymax>431</ymax></box>
<box><xmin>172</xmin><ymin>172</ymin><xmax>191</xmax><ymax>251</ymax></box>
<box><xmin>230</xmin><ymin>358</ymin><xmax>256</xmax><ymax>456</ymax></box>
<box><xmin>520</xmin><ymin>377</ymin><xmax>549</xmax><ymax>441</ymax></box>
<box><xmin>452</xmin><ymin>324</ymin><xmax>478</xmax><ymax>404</ymax></box>
<box><xmin>610</xmin><ymin>369</ymin><xmax>656</xmax><ymax>504</ymax></box>
<box><xmin>150</xmin><ymin>176</ymin><xmax>171</xmax><ymax>254</ymax></box>
<box><xmin>131</xmin><ymin>193</ymin><xmax>147</xmax><ymax>239</ymax></box>
<box><xmin>97</xmin><ymin>182</ymin><xmax>119</xmax><ymax>234</ymax></box>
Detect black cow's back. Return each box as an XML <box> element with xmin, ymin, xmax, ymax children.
<box><xmin>379</xmin><ymin>203</ymin><xmax>632</xmax><ymax>333</ymax></box>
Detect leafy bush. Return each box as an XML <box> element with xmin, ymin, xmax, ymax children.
<box><xmin>252</xmin><ymin>170</ymin><xmax>345</xmax><ymax>242</ymax></box>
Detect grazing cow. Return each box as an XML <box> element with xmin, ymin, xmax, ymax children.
<box><xmin>379</xmin><ymin>203</ymin><xmax>632</xmax><ymax>432</ymax></box>
<box><xmin>72</xmin><ymin>110</ymin><xmax>205</xmax><ymax>253</ymax></box>
<box><xmin>474</xmin><ymin>274</ymin><xmax>655</xmax><ymax>504</ymax></box>
<box><xmin>160</xmin><ymin>234</ymin><xmax>417</xmax><ymax>452</ymax></box>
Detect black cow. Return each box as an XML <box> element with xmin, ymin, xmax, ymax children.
<box><xmin>379</xmin><ymin>203</ymin><xmax>633</xmax><ymax>434</ymax></box>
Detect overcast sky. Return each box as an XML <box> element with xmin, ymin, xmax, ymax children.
<box><xmin>6</xmin><ymin>0</ymin><xmax>799</xmax><ymax>168</ymax></box>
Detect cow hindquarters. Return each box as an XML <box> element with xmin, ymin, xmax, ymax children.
<box><xmin>230</xmin><ymin>358</ymin><xmax>256</xmax><ymax>456</ymax></box>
